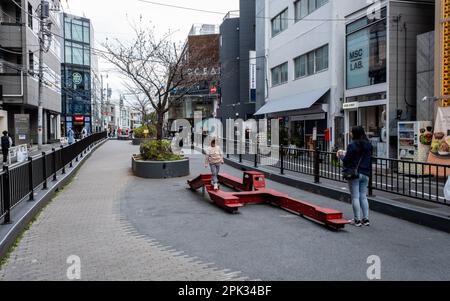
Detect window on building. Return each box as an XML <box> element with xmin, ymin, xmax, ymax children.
<box><xmin>294</xmin><ymin>0</ymin><xmax>308</xmax><ymax>21</ymax></box>
<box><xmin>346</xmin><ymin>7</ymin><xmax>387</xmax><ymax>89</ymax></box>
<box><xmin>295</xmin><ymin>0</ymin><xmax>329</xmax><ymax>21</ymax></box>
<box><xmin>294</xmin><ymin>44</ymin><xmax>329</xmax><ymax>79</ymax></box>
<box><xmin>64</xmin><ymin>20</ymin><xmax>72</xmax><ymax>40</ymax></box>
<box><xmin>72</xmin><ymin>44</ymin><xmax>83</xmax><ymax>65</ymax></box>
<box><xmin>83</xmin><ymin>24</ymin><xmax>90</xmax><ymax>43</ymax></box>
<box><xmin>72</xmin><ymin>22</ymin><xmax>83</xmax><ymax>42</ymax></box>
<box><xmin>65</xmin><ymin>43</ymin><xmax>72</xmax><ymax>64</ymax></box>
<box><xmin>27</xmin><ymin>2</ymin><xmax>33</xmax><ymax>29</ymax></box>
<box><xmin>28</xmin><ymin>51</ymin><xmax>34</xmax><ymax>72</ymax></box>
<box><xmin>315</xmin><ymin>44</ymin><xmax>329</xmax><ymax>72</ymax></box>
<box><xmin>271</xmin><ymin>8</ymin><xmax>288</xmax><ymax>37</ymax></box>
<box><xmin>294</xmin><ymin>55</ymin><xmax>307</xmax><ymax>78</ymax></box>
<box><xmin>271</xmin><ymin>62</ymin><xmax>288</xmax><ymax>86</ymax></box>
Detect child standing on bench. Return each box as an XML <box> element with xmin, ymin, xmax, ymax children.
<box><xmin>205</xmin><ymin>139</ymin><xmax>224</xmax><ymax>191</ymax></box>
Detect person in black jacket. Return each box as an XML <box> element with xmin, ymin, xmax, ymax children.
<box><xmin>337</xmin><ymin>126</ymin><xmax>373</xmax><ymax>227</ymax></box>
<box><xmin>1</xmin><ymin>131</ymin><xmax>11</xmax><ymax>164</ymax></box>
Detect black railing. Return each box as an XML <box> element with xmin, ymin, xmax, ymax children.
<box><xmin>210</xmin><ymin>137</ymin><xmax>450</xmax><ymax>206</ymax></box>
<box><xmin>0</xmin><ymin>132</ymin><xmax>108</xmax><ymax>224</ymax></box>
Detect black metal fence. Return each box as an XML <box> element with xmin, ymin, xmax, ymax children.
<box><xmin>0</xmin><ymin>132</ymin><xmax>108</xmax><ymax>224</ymax></box>
<box><xmin>207</xmin><ymin>138</ymin><xmax>449</xmax><ymax>206</ymax></box>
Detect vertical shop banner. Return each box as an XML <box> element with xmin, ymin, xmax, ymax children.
<box><xmin>427</xmin><ymin>107</ymin><xmax>450</xmax><ymax>176</ymax></box>
<box><xmin>14</xmin><ymin>114</ymin><xmax>30</xmax><ymax>145</ymax></box>
<box><xmin>249</xmin><ymin>50</ymin><xmax>257</xmax><ymax>103</ymax></box>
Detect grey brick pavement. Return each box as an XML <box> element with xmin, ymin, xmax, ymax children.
<box><xmin>0</xmin><ymin>140</ymin><xmax>249</xmax><ymax>281</ymax></box>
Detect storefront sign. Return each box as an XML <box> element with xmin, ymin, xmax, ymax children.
<box><xmin>313</xmin><ymin>127</ymin><xmax>317</xmax><ymax>141</ymax></box>
<box><xmin>347</xmin><ymin>28</ymin><xmax>370</xmax><ymax>89</ymax></box>
<box><xmin>72</xmin><ymin>72</ymin><xmax>83</xmax><ymax>85</ymax></box>
<box><xmin>14</xmin><ymin>114</ymin><xmax>30</xmax><ymax>145</ymax></box>
<box><xmin>343</xmin><ymin>102</ymin><xmax>359</xmax><ymax>110</ymax></box>
<box><xmin>291</xmin><ymin>113</ymin><xmax>326</xmax><ymax>121</ymax></box>
<box><xmin>249</xmin><ymin>50</ymin><xmax>257</xmax><ymax>102</ymax></box>
<box><xmin>74</xmin><ymin>116</ymin><xmax>84</xmax><ymax>122</ymax></box>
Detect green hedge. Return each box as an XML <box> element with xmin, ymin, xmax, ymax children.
<box><xmin>134</xmin><ymin>124</ymin><xmax>156</xmax><ymax>139</ymax></box>
<box><xmin>139</xmin><ymin>140</ymin><xmax>183</xmax><ymax>161</ymax></box>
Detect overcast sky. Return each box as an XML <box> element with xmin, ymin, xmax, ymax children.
<box><xmin>61</xmin><ymin>0</ymin><xmax>239</xmax><ymax>101</ymax></box>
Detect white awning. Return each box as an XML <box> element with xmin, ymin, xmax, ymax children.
<box><xmin>254</xmin><ymin>87</ymin><xmax>330</xmax><ymax>116</ymax></box>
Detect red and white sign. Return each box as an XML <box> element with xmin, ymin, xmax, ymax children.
<box><xmin>210</xmin><ymin>86</ymin><xmax>217</xmax><ymax>94</ymax></box>
<box><xmin>74</xmin><ymin>116</ymin><xmax>84</xmax><ymax>122</ymax></box>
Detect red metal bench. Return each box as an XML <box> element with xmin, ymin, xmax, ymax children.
<box><xmin>188</xmin><ymin>171</ymin><xmax>350</xmax><ymax>230</ymax></box>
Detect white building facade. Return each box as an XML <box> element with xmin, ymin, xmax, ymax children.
<box><xmin>256</xmin><ymin>0</ymin><xmax>368</xmax><ymax>150</ymax></box>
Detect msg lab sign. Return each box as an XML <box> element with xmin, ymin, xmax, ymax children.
<box><xmin>349</xmin><ymin>49</ymin><xmax>365</xmax><ymax>71</ymax></box>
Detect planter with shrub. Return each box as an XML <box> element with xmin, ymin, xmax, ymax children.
<box><xmin>132</xmin><ymin>140</ymin><xmax>189</xmax><ymax>178</ymax></box>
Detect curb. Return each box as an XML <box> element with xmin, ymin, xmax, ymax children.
<box><xmin>0</xmin><ymin>139</ymin><xmax>109</xmax><ymax>261</ymax></box>
<box><xmin>225</xmin><ymin>158</ymin><xmax>450</xmax><ymax>233</ymax></box>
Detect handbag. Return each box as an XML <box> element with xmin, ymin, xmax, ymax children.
<box><xmin>342</xmin><ymin>151</ymin><xmax>363</xmax><ymax>181</ymax></box>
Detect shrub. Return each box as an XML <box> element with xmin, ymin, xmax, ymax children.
<box><xmin>134</xmin><ymin>124</ymin><xmax>156</xmax><ymax>139</ymax></box>
<box><xmin>139</xmin><ymin>140</ymin><xmax>183</xmax><ymax>161</ymax></box>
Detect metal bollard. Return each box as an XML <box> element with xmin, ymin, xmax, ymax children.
<box><xmin>2</xmin><ymin>166</ymin><xmax>11</xmax><ymax>224</ymax></box>
<box><xmin>314</xmin><ymin>147</ymin><xmax>320</xmax><ymax>184</ymax></box>
<box><xmin>52</xmin><ymin>149</ymin><xmax>57</xmax><ymax>181</ymax></box>
<box><xmin>42</xmin><ymin>152</ymin><xmax>48</xmax><ymax>190</ymax></box>
<box><xmin>61</xmin><ymin>146</ymin><xmax>66</xmax><ymax>175</ymax></box>
<box><xmin>28</xmin><ymin>157</ymin><xmax>34</xmax><ymax>201</ymax></box>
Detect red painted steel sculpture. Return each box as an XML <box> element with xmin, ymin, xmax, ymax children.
<box><xmin>188</xmin><ymin>171</ymin><xmax>350</xmax><ymax>230</ymax></box>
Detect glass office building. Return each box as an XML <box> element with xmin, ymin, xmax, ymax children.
<box><xmin>61</xmin><ymin>13</ymin><xmax>92</xmax><ymax>138</ymax></box>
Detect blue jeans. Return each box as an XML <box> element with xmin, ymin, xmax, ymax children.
<box><xmin>348</xmin><ymin>174</ymin><xmax>370</xmax><ymax>221</ymax></box>
<box><xmin>210</xmin><ymin>164</ymin><xmax>220</xmax><ymax>185</ymax></box>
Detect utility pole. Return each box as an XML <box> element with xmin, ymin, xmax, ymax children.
<box><xmin>37</xmin><ymin>0</ymin><xmax>51</xmax><ymax>150</ymax></box>
<box><xmin>101</xmin><ymin>74</ymin><xmax>104</xmax><ymax>131</ymax></box>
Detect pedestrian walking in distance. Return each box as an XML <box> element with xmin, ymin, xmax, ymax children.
<box><xmin>67</xmin><ymin>127</ymin><xmax>75</xmax><ymax>145</ymax></box>
<box><xmin>337</xmin><ymin>126</ymin><xmax>373</xmax><ymax>227</ymax></box>
<box><xmin>1</xmin><ymin>131</ymin><xmax>11</xmax><ymax>164</ymax></box>
<box><xmin>205</xmin><ymin>139</ymin><xmax>224</xmax><ymax>191</ymax></box>
<box><xmin>81</xmin><ymin>127</ymin><xmax>87</xmax><ymax>139</ymax></box>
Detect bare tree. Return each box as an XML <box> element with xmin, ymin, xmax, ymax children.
<box><xmin>122</xmin><ymin>82</ymin><xmax>153</xmax><ymax>128</ymax></box>
<box><xmin>101</xmin><ymin>23</ymin><xmax>214</xmax><ymax>140</ymax></box>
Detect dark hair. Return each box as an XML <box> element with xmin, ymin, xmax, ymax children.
<box><xmin>2</xmin><ymin>131</ymin><xmax>7</xmax><ymax>136</ymax></box>
<box><xmin>211</xmin><ymin>139</ymin><xmax>216</xmax><ymax>146</ymax></box>
<box><xmin>351</xmin><ymin>126</ymin><xmax>369</xmax><ymax>142</ymax></box>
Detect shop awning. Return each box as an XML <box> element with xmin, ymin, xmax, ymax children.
<box><xmin>254</xmin><ymin>87</ymin><xmax>330</xmax><ymax>116</ymax></box>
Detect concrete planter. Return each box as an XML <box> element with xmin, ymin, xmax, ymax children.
<box><xmin>132</xmin><ymin>138</ymin><xmax>153</xmax><ymax>145</ymax></box>
<box><xmin>132</xmin><ymin>155</ymin><xmax>190</xmax><ymax>179</ymax></box>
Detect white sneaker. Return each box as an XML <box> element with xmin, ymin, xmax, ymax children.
<box><xmin>213</xmin><ymin>183</ymin><xmax>218</xmax><ymax>190</ymax></box>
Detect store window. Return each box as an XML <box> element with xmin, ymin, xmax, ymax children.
<box><xmin>271</xmin><ymin>62</ymin><xmax>288</xmax><ymax>86</ymax></box>
<box><xmin>346</xmin><ymin>7</ymin><xmax>387</xmax><ymax>89</ymax></box>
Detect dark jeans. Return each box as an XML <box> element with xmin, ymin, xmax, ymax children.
<box><xmin>2</xmin><ymin>148</ymin><xmax>8</xmax><ymax>163</ymax></box>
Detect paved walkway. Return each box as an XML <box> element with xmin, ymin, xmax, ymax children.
<box><xmin>0</xmin><ymin>141</ymin><xmax>249</xmax><ymax>281</ymax></box>
<box><xmin>1</xmin><ymin>140</ymin><xmax>449</xmax><ymax>281</ymax></box>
